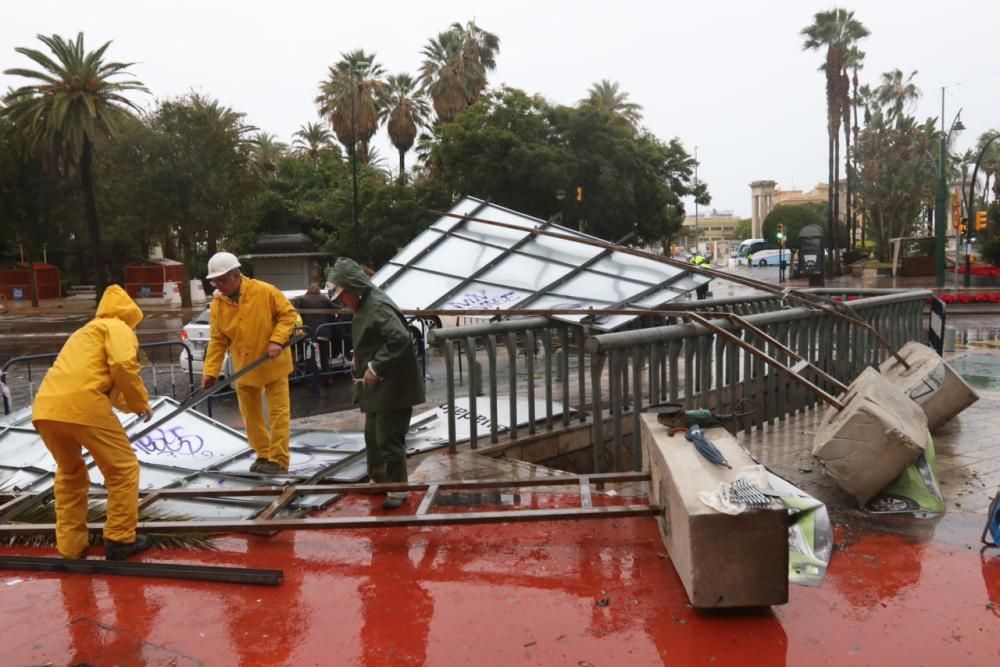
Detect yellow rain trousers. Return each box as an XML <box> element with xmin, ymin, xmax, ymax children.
<box><xmin>33</xmin><ymin>420</ymin><xmax>140</xmax><ymax>558</ymax></box>
<box><xmin>236</xmin><ymin>377</ymin><xmax>291</xmax><ymax>468</ymax></box>
<box><xmin>32</xmin><ymin>285</ymin><xmax>150</xmax><ymax>558</ymax></box>
<box><xmin>204</xmin><ymin>278</ymin><xmax>297</xmax><ymax>469</ymax></box>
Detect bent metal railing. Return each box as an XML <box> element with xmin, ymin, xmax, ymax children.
<box><xmin>426</xmin><ymin>289</ymin><xmax>931</xmax><ymax>473</ymax></box>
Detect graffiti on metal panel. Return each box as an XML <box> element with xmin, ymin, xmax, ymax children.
<box><xmin>447</xmin><ymin>290</ymin><xmax>519</xmax><ymax>310</ymax></box>
<box><xmin>133</xmin><ymin>427</ymin><xmax>211</xmax><ymax>459</ymax></box>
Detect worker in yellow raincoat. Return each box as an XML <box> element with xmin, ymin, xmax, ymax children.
<box><xmin>201</xmin><ymin>252</ymin><xmax>298</xmax><ymax>474</ymax></box>
<box><xmin>32</xmin><ymin>285</ymin><xmax>153</xmax><ymax>561</ymax></box>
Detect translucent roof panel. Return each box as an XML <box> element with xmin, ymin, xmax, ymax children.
<box><xmin>368</xmin><ymin>196</ymin><xmax>705</xmax><ymax>330</ymax></box>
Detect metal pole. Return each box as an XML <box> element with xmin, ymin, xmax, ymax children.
<box><xmin>694</xmin><ymin>146</ymin><xmax>700</xmax><ymax>254</ymax></box>
<box><xmin>935</xmin><ymin>88</ymin><xmax>947</xmax><ymax>287</ymax></box>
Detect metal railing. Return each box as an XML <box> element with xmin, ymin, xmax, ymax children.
<box><xmin>426</xmin><ymin>289</ymin><xmax>931</xmax><ymax>472</ymax></box>
<box><xmin>2</xmin><ymin>341</ymin><xmax>196</xmax><ymax>415</ymax></box>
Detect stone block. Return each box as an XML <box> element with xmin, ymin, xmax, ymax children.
<box><xmin>879</xmin><ymin>341</ymin><xmax>978</xmax><ymax>432</ymax></box>
<box><xmin>642</xmin><ymin>414</ymin><xmax>788</xmax><ymax>608</ymax></box>
<box><xmin>811</xmin><ymin>367</ymin><xmax>929</xmax><ymax>506</ymax></box>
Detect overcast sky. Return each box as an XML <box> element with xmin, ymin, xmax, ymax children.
<box><xmin>2</xmin><ymin>0</ymin><xmax>998</xmax><ymax>219</ymax></box>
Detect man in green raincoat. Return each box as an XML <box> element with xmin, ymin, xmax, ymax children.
<box><xmin>328</xmin><ymin>258</ymin><xmax>425</xmax><ymax>509</ymax></box>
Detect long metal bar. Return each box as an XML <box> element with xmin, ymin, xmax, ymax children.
<box><xmin>416</xmin><ymin>484</ymin><xmax>439</xmax><ymax>516</ymax></box>
<box><xmin>85</xmin><ymin>472</ymin><xmax>653</xmax><ymax>500</ymax></box>
<box><xmin>0</xmin><ymin>505</ymin><xmax>663</xmax><ymax>536</ymax></box>
<box><xmin>684</xmin><ymin>312</ymin><xmax>845</xmax><ymax>410</ymax></box>
<box><xmin>0</xmin><ymin>554</ymin><xmax>283</xmax><ymax>585</ymax></box>
<box><xmin>430</xmin><ymin>209</ymin><xmax>910</xmax><ymax>367</ymax></box>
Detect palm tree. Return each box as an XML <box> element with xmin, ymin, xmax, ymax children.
<box><xmin>316</xmin><ymin>50</ymin><xmax>385</xmax><ymax>163</ymax></box>
<box><xmin>292</xmin><ymin>122</ymin><xmax>334</xmax><ymax>164</ymax></box>
<box><xmin>843</xmin><ymin>46</ymin><xmax>865</xmax><ymax>247</ymax></box>
<box><xmin>801</xmin><ymin>9</ymin><xmax>869</xmax><ymax>273</ymax></box>
<box><xmin>419</xmin><ymin>21</ymin><xmax>500</xmax><ymax>124</ymax></box>
<box><xmin>251</xmin><ymin>132</ymin><xmax>287</xmax><ymax>176</ymax></box>
<box><xmin>379</xmin><ymin>73</ymin><xmax>430</xmax><ymax>181</ymax></box>
<box><xmin>2</xmin><ymin>33</ymin><xmax>148</xmax><ymax>295</ymax></box>
<box><xmin>876</xmin><ymin>69</ymin><xmax>920</xmax><ymax>126</ymax></box>
<box><xmin>451</xmin><ymin>20</ymin><xmax>501</xmax><ymax>104</ymax></box>
<box><xmin>582</xmin><ymin>80</ymin><xmax>644</xmax><ymax>130</ymax></box>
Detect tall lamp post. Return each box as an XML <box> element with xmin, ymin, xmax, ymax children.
<box><xmin>693</xmin><ymin>145</ymin><xmax>700</xmax><ymax>254</ymax></box>
<box><xmin>349</xmin><ymin>60</ymin><xmax>369</xmax><ymax>257</ymax></box>
<box><xmin>934</xmin><ymin>87</ymin><xmax>964</xmax><ymax>287</ymax></box>
<box><xmin>964</xmin><ymin>133</ymin><xmax>1000</xmax><ymax>287</ymax></box>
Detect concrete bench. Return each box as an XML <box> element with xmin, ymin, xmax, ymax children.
<box><xmin>642</xmin><ymin>414</ymin><xmax>789</xmax><ymax>608</ymax></box>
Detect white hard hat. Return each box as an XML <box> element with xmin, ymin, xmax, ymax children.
<box><xmin>206</xmin><ymin>251</ymin><xmax>241</xmax><ymax>280</ymax></box>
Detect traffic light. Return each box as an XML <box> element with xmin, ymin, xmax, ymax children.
<box><xmin>976</xmin><ymin>210</ymin><xmax>988</xmax><ymax>232</ymax></box>
<box><xmin>576</xmin><ymin>186</ymin><xmax>583</xmax><ymax>202</ymax></box>
<box><xmin>776</xmin><ymin>223</ymin><xmax>784</xmax><ymax>241</ymax></box>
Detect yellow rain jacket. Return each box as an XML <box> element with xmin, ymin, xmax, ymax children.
<box><xmin>203</xmin><ymin>277</ymin><xmax>298</xmax><ymax>388</ymax></box>
<box><xmin>33</xmin><ymin>285</ymin><xmax>150</xmax><ymax>429</ymax></box>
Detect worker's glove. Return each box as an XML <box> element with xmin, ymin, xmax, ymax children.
<box><xmin>201</xmin><ymin>375</ymin><xmax>218</xmax><ymax>391</ymax></box>
<box><xmin>267</xmin><ymin>342</ymin><xmax>283</xmax><ymax>358</ymax></box>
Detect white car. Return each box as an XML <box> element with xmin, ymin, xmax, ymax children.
<box><xmin>178</xmin><ymin>289</ymin><xmax>306</xmax><ymax>379</ymax></box>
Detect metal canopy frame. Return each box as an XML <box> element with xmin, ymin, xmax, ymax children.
<box><xmin>0</xmin><ymin>472</ymin><xmax>659</xmax><ymax>536</ymax></box>
<box><xmin>371</xmin><ymin>197</ymin><xmax>709</xmax><ymax>330</ymax></box>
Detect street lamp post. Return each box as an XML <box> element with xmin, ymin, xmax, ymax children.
<box><xmin>964</xmin><ymin>133</ymin><xmax>1000</xmax><ymax>287</ymax></box>
<box><xmin>694</xmin><ymin>146</ymin><xmax>700</xmax><ymax>254</ymax></box>
<box><xmin>934</xmin><ymin>87</ymin><xmax>964</xmax><ymax>287</ymax></box>
<box><xmin>349</xmin><ymin>60</ymin><xmax>369</xmax><ymax>257</ymax></box>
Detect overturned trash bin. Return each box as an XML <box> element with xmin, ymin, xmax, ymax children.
<box><xmin>879</xmin><ymin>341</ymin><xmax>979</xmax><ymax>432</ymax></box>
<box><xmin>811</xmin><ymin>367</ymin><xmax>930</xmax><ymax>506</ymax></box>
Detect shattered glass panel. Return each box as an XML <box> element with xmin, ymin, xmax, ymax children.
<box><xmin>0</xmin><ymin>430</ymin><xmax>56</xmax><ymax>471</ymax></box>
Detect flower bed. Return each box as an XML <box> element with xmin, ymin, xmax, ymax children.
<box><xmin>936</xmin><ymin>293</ymin><xmax>1000</xmax><ymax>304</ymax></box>
<box><xmin>950</xmin><ymin>265</ymin><xmax>1000</xmax><ymax>277</ymax></box>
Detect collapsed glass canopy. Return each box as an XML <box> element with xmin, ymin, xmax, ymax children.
<box><xmin>370</xmin><ymin>197</ymin><xmax>710</xmax><ymax>330</ymax></box>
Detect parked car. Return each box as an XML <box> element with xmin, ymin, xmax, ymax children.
<box><xmin>178</xmin><ymin>289</ymin><xmax>306</xmax><ymax>379</ymax></box>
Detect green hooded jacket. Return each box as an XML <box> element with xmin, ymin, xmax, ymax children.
<box><xmin>328</xmin><ymin>258</ymin><xmax>425</xmax><ymax>412</ymax></box>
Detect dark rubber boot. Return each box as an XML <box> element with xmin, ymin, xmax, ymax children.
<box><xmin>105</xmin><ymin>534</ymin><xmax>153</xmax><ymax>561</ymax></box>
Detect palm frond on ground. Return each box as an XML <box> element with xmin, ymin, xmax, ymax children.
<box><xmin>4</xmin><ymin>500</ymin><xmax>218</xmax><ymax>550</ymax></box>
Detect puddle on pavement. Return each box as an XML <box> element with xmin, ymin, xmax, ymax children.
<box><xmin>949</xmin><ymin>353</ymin><xmax>1000</xmax><ymax>390</ymax></box>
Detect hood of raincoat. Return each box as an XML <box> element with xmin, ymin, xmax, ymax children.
<box><xmin>96</xmin><ymin>285</ymin><xmax>144</xmax><ymax>330</ymax></box>
<box><xmin>328</xmin><ymin>258</ymin><xmax>375</xmax><ymax>297</ymax></box>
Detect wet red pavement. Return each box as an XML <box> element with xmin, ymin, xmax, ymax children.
<box><xmin>2</xmin><ymin>493</ymin><xmax>999</xmax><ymax>666</ymax></box>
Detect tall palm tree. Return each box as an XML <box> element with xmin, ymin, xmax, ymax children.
<box><xmin>251</xmin><ymin>132</ymin><xmax>287</xmax><ymax>177</ymax></box>
<box><xmin>316</xmin><ymin>50</ymin><xmax>385</xmax><ymax>164</ymax></box>
<box><xmin>2</xmin><ymin>33</ymin><xmax>148</xmax><ymax>295</ymax></box>
<box><xmin>976</xmin><ymin>130</ymin><xmax>1000</xmax><ymax>204</ymax></box>
<box><xmin>379</xmin><ymin>73</ymin><xmax>430</xmax><ymax>181</ymax></box>
<box><xmin>801</xmin><ymin>9</ymin><xmax>869</xmax><ymax>273</ymax></box>
<box><xmin>419</xmin><ymin>20</ymin><xmax>500</xmax><ymax>124</ymax></box>
<box><xmin>583</xmin><ymin>79</ymin><xmax>643</xmax><ymax>130</ymax></box>
<box><xmin>451</xmin><ymin>20</ymin><xmax>501</xmax><ymax>104</ymax></box>
<box><xmin>843</xmin><ymin>46</ymin><xmax>864</xmax><ymax>248</ymax></box>
<box><xmin>876</xmin><ymin>68</ymin><xmax>920</xmax><ymax>126</ymax></box>
<box><xmin>292</xmin><ymin>121</ymin><xmax>334</xmax><ymax>164</ymax></box>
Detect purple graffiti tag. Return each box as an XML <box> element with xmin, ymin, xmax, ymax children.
<box><xmin>447</xmin><ymin>290</ymin><xmax>520</xmax><ymax>310</ymax></box>
<box><xmin>133</xmin><ymin>426</ymin><xmax>211</xmax><ymax>459</ymax></box>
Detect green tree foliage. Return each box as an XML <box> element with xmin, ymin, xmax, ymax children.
<box><xmin>419</xmin><ymin>21</ymin><xmax>500</xmax><ymax>123</ymax></box>
<box><xmin>316</xmin><ymin>51</ymin><xmax>385</xmax><ymax>164</ymax></box>
<box><xmin>429</xmin><ymin>87</ymin><xmax>700</xmax><ymax>245</ymax></box>
<box><xmin>853</xmin><ymin>102</ymin><xmax>937</xmax><ymax>260</ymax></box>
<box><xmin>728</xmin><ymin>219</ymin><xmax>752</xmax><ymax>241</ymax></box>
<box><xmin>762</xmin><ymin>203</ymin><xmax>827</xmax><ymax>248</ymax></box>
<box><xmin>2</xmin><ymin>32</ymin><xmax>148</xmax><ymax>294</ymax></box>
<box><xmin>380</xmin><ymin>73</ymin><xmax>431</xmax><ymax>180</ymax></box>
